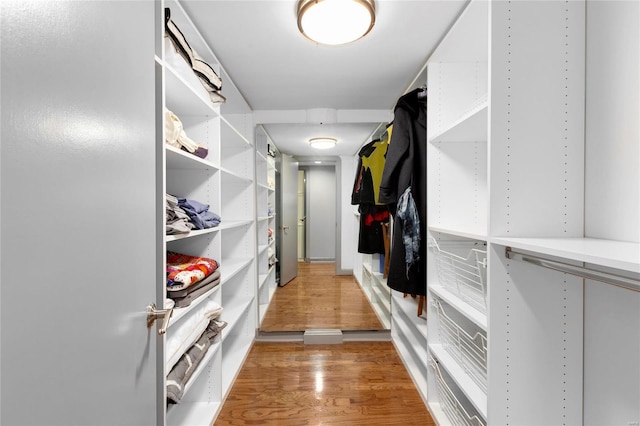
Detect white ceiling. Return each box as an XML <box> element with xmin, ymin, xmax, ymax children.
<box><xmin>181</xmin><ymin>0</ymin><xmax>467</xmax><ymax>157</ymax></box>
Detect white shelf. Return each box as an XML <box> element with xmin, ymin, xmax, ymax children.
<box><xmin>219</xmin><ymin>166</ymin><xmax>253</xmax><ymax>183</ymax></box>
<box><xmin>219</xmin><ymin>258</ymin><xmax>253</xmax><ymax>285</ymax></box>
<box><xmin>257</xmin><ymin>244</ymin><xmax>268</xmax><ymax>255</ymax></box>
<box><xmin>371</xmin><ymin>272</ymin><xmax>390</xmax><ymax>296</ymax></box>
<box><xmin>221</xmin><ymin>115</ymin><xmax>251</xmax><ymax>147</ymax></box>
<box><xmin>491</xmin><ymin>237</ymin><xmax>640</xmax><ymax>274</ymax></box>
<box><xmin>165</xmin><ymin>220</ymin><xmax>252</xmax><ymax>243</ymax></box>
<box><xmin>427</xmin><ymin>402</ymin><xmax>451</xmax><ymax>426</ymax></box>
<box><xmin>163</xmin><ymin>61</ymin><xmax>218</xmax><ymax>117</ymax></box>
<box><xmin>166</xmin><ymin>145</ymin><xmax>219</xmax><ymax>171</ymax></box>
<box><xmin>429</xmin><ymin>285</ymin><xmax>487</xmax><ymax>331</ymax></box>
<box><xmin>258</xmin><ymin>272</ymin><xmax>269</xmax><ymax>292</ymax></box>
<box><xmin>428</xmin><ymin>103</ymin><xmax>487</xmax><ymax>144</ymax></box>
<box><xmin>221</xmin><ymin>297</ymin><xmax>254</xmax><ymax>343</ymax></box>
<box><xmin>429</xmin><ymin>344</ymin><xmax>487</xmax><ymax>420</ymax></box>
<box><xmin>166</xmin><ymin>227</ymin><xmax>218</xmax><ymax>242</ymax></box>
<box><xmin>391</xmin><ymin>326</ymin><xmax>429</xmax><ymax>405</ymax></box>
<box><xmin>169</xmin><ymin>284</ymin><xmax>222</xmax><ymax>327</ymax></box>
<box><xmin>167</xmin><ymin>401</ymin><xmax>221</xmax><ymax>426</ymax></box>
<box><xmin>256</xmin><ymin>150</ymin><xmax>267</xmax><ymax>163</ymax></box>
<box><xmin>391</xmin><ymin>292</ymin><xmax>428</xmax><ymax>340</ymax></box>
<box><xmin>429</xmin><ymin>227</ymin><xmax>487</xmax><ymax>242</ymax></box>
<box><xmin>218</xmin><ymin>220</ymin><xmax>253</xmax><ymax>231</ymax></box>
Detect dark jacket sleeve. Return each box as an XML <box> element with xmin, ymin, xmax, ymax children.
<box><xmin>378</xmin><ymin>107</ymin><xmax>412</xmax><ymax>207</ymax></box>
<box><xmin>351</xmin><ymin>155</ymin><xmax>364</xmax><ymax>205</ymax></box>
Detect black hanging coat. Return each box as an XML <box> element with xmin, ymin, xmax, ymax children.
<box><xmin>351</xmin><ymin>131</ymin><xmax>391</xmax><ymax>254</ymax></box>
<box><xmin>378</xmin><ymin>89</ymin><xmax>427</xmax><ymax>296</ymax></box>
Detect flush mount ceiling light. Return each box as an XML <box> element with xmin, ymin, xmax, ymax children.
<box><xmin>309</xmin><ymin>137</ymin><xmax>337</xmax><ymax>150</ymax></box>
<box><xmin>297</xmin><ymin>0</ymin><xmax>375</xmax><ymax>46</ymax></box>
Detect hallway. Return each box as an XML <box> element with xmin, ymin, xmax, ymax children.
<box><xmin>260</xmin><ymin>262</ymin><xmax>385</xmax><ymax>332</ymax></box>
<box><xmin>214</xmin><ymin>262</ymin><xmax>433</xmax><ymax>425</ymax></box>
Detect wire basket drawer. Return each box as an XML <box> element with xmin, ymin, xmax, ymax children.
<box><xmin>429</xmin><ymin>237</ymin><xmax>487</xmax><ymax>312</ymax></box>
<box><xmin>433</xmin><ymin>297</ymin><xmax>487</xmax><ymax>391</ymax></box>
<box><xmin>429</xmin><ymin>355</ymin><xmax>486</xmax><ymax>426</ymax></box>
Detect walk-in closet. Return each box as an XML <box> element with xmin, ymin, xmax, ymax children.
<box><xmin>2</xmin><ymin>0</ymin><xmax>638</xmax><ymax>425</ymax></box>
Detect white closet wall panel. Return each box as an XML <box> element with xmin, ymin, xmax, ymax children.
<box><xmin>584</xmin><ymin>282</ymin><xmax>640</xmax><ymax>426</ymax></box>
<box><xmin>584</xmin><ymin>0</ymin><xmax>640</xmax><ymax>243</ymax></box>
<box><xmin>488</xmin><ymin>245</ymin><xmax>584</xmax><ymax>425</ymax></box>
<box><xmin>339</xmin><ymin>156</ymin><xmax>357</xmax><ymax>272</ymax></box>
<box><xmin>489</xmin><ymin>0</ymin><xmax>585</xmax><ymax>238</ymax></box>
<box><xmin>583</xmin><ymin>2</ymin><xmax>640</xmax><ymax>425</ymax></box>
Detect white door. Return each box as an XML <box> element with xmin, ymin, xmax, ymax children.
<box><xmin>305</xmin><ymin>166</ymin><xmax>337</xmax><ymax>261</ymax></box>
<box><xmin>1</xmin><ymin>2</ymin><xmax>160</xmax><ymax>424</ymax></box>
<box><xmin>279</xmin><ymin>154</ymin><xmax>299</xmax><ymax>285</ymax></box>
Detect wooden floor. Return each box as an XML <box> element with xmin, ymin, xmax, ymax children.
<box><xmin>214</xmin><ymin>342</ymin><xmax>435</xmax><ymax>425</ymax></box>
<box><xmin>260</xmin><ymin>262</ymin><xmax>384</xmax><ymax>332</ymax></box>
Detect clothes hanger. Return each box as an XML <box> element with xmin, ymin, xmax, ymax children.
<box><xmin>417</xmin><ymin>85</ymin><xmax>428</xmax><ymax>101</ymax></box>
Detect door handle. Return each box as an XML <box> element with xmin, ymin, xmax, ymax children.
<box><xmin>280</xmin><ymin>225</ymin><xmax>289</xmax><ymax>230</ymax></box>
<box><xmin>147</xmin><ymin>303</ymin><xmax>173</xmax><ymax>335</ymax></box>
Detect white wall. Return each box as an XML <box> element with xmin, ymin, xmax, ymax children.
<box><xmin>339</xmin><ymin>155</ymin><xmax>358</xmax><ymax>272</ymax></box>
<box><xmin>306</xmin><ymin>166</ymin><xmax>336</xmax><ymax>261</ymax></box>
<box><xmin>585</xmin><ymin>0</ymin><xmax>639</xmax><ymax>243</ymax></box>
<box><xmin>583</xmin><ymin>2</ymin><xmax>640</xmax><ymax>425</ymax></box>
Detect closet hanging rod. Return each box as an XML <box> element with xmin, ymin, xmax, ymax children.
<box><xmin>505</xmin><ymin>247</ymin><xmax>640</xmax><ymax>293</ymax></box>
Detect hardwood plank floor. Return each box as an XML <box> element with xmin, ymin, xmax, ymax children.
<box><xmin>214</xmin><ymin>342</ymin><xmax>435</xmax><ymax>425</ymax></box>
<box><xmin>260</xmin><ymin>262</ymin><xmax>385</xmax><ymax>332</ymax></box>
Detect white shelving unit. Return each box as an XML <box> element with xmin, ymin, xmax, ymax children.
<box><xmin>412</xmin><ymin>1</ymin><xmax>640</xmax><ymax>425</ymax></box>
<box><xmin>160</xmin><ymin>1</ymin><xmax>256</xmax><ymax>424</ymax></box>
<box><xmin>255</xmin><ymin>125</ymin><xmax>278</xmax><ymax>324</ymax></box>
<box><xmin>357</xmin><ymin>254</ymin><xmax>392</xmax><ymax>329</ymax></box>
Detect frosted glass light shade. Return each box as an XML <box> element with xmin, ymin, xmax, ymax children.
<box><xmin>309</xmin><ymin>137</ymin><xmax>337</xmax><ymax>149</ymax></box>
<box><xmin>297</xmin><ymin>0</ymin><xmax>375</xmax><ymax>46</ymax></box>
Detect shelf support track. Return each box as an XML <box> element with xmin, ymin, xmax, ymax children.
<box><xmin>505</xmin><ymin>247</ymin><xmax>640</xmax><ymax>293</ymax></box>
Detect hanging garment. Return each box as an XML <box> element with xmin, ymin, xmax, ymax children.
<box><xmin>396</xmin><ymin>186</ymin><xmax>420</xmax><ymax>277</ymax></box>
<box><xmin>351</xmin><ymin>125</ymin><xmax>392</xmax><ymax>206</ymax></box>
<box><xmin>357</xmin><ymin>204</ymin><xmax>389</xmax><ymax>254</ymax></box>
<box><xmin>352</xmin><ymin>125</ymin><xmax>392</xmax><ymax>254</ymax></box>
<box><xmin>379</xmin><ymin>88</ymin><xmax>427</xmax><ymax>296</ymax></box>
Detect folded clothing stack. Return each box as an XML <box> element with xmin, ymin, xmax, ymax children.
<box><xmin>164</xmin><ymin>108</ymin><xmax>209</xmax><ymax>159</ymax></box>
<box><xmin>165</xmin><ymin>195</ymin><xmax>221</xmax><ymax>235</ymax></box>
<box><xmin>168</xmin><ymin>270</ymin><xmax>221</xmax><ymax>309</ymax></box>
<box><xmin>166</xmin><ymin>194</ymin><xmax>194</xmax><ymax>235</ymax></box>
<box><xmin>165</xmin><ymin>7</ymin><xmax>225</xmax><ymax>106</ymax></box>
<box><xmin>177</xmin><ymin>197</ymin><xmax>221</xmax><ymax>230</ymax></box>
<box><xmin>167</xmin><ymin>251</ymin><xmax>219</xmax><ymax>289</ymax></box>
<box><xmin>165</xmin><ymin>298</ymin><xmax>227</xmax><ymax>404</ymax></box>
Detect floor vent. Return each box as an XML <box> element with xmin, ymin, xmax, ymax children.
<box><xmin>303</xmin><ymin>329</ymin><xmax>343</xmax><ymax>344</ymax></box>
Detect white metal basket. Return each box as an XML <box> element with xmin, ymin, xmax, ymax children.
<box><xmin>433</xmin><ymin>298</ymin><xmax>487</xmax><ymax>391</ymax></box>
<box><xmin>429</xmin><ymin>237</ymin><xmax>487</xmax><ymax>311</ymax></box>
<box><xmin>429</xmin><ymin>355</ymin><xmax>486</xmax><ymax>426</ymax></box>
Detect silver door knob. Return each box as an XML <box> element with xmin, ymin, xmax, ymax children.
<box><xmin>146</xmin><ymin>303</ymin><xmax>174</xmax><ymax>335</ymax></box>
